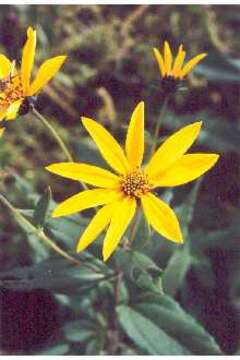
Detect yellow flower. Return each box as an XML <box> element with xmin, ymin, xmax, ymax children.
<box><xmin>153</xmin><ymin>41</ymin><xmax>207</xmax><ymax>93</ymax></box>
<box><xmin>0</xmin><ymin>27</ymin><xmax>66</xmax><ymax>121</ymax></box>
<box><xmin>46</xmin><ymin>102</ymin><xmax>219</xmax><ymax>261</ymax></box>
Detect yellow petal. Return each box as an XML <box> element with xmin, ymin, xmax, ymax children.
<box><xmin>180</xmin><ymin>53</ymin><xmax>207</xmax><ymax>78</ymax></box>
<box><xmin>103</xmin><ymin>197</ymin><xmax>136</xmax><ymax>261</ymax></box>
<box><xmin>0</xmin><ymin>55</ymin><xmax>12</xmax><ymax>78</ymax></box>
<box><xmin>145</xmin><ymin>121</ymin><xmax>202</xmax><ymax>178</ymax></box>
<box><xmin>76</xmin><ymin>202</ymin><xmax>117</xmax><ymax>252</ymax></box>
<box><xmin>172</xmin><ymin>44</ymin><xmax>186</xmax><ymax>78</ymax></box>
<box><xmin>52</xmin><ymin>188</ymin><xmax>121</xmax><ymax>218</ymax></box>
<box><xmin>46</xmin><ymin>162</ymin><xmax>120</xmax><ymax>188</ymax></box>
<box><xmin>164</xmin><ymin>41</ymin><xmax>173</xmax><ymax>75</ymax></box>
<box><xmin>0</xmin><ymin>106</ymin><xmax>8</xmax><ymax>121</ymax></box>
<box><xmin>0</xmin><ymin>128</ymin><xmax>5</xmax><ymax>137</ymax></box>
<box><xmin>21</xmin><ymin>27</ymin><xmax>36</xmax><ymax>93</ymax></box>
<box><xmin>125</xmin><ymin>101</ymin><xmax>144</xmax><ymax>169</ymax></box>
<box><xmin>153</xmin><ymin>48</ymin><xmax>166</xmax><ymax>77</ymax></box>
<box><xmin>151</xmin><ymin>153</ymin><xmax>219</xmax><ymax>187</ymax></box>
<box><xmin>82</xmin><ymin>117</ymin><xmax>130</xmax><ymax>175</ymax></box>
<box><xmin>5</xmin><ymin>99</ymin><xmax>23</xmax><ymax>121</ymax></box>
<box><xmin>141</xmin><ymin>192</ymin><xmax>183</xmax><ymax>243</ymax></box>
<box><xmin>28</xmin><ymin>55</ymin><xmax>66</xmax><ymax>96</ymax></box>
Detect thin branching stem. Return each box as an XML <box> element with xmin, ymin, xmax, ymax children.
<box><xmin>31</xmin><ymin>107</ymin><xmax>88</xmax><ymax>191</ymax></box>
<box><xmin>0</xmin><ymin>193</ymin><xmax>107</xmax><ymax>272</ymax></box>
<box><xmin>150</xmin><ymin>95</ymin><xmax>170</xmax><ymax>156</ymax></box>
<box><xmin>32</xmin><ymin>106</ymin><xmax>73</xmax><ymax>162</ymax></box>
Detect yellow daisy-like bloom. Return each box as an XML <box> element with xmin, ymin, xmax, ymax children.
<box><xmin>0</xmin><ymin>27</ymin><xmax>66</xmax><ymax>121</ymax></box>
<box><xmin>153</xmin><ymin>41</ymin><xmax>207</xmax><ymax>93</ymax></box>
<box><xmin>46</xmin><ymin>102</ymin><xmax>219</xmax><ymax>261</ymax></box>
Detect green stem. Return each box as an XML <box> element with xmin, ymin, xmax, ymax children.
<box><xmin>32</xmin><ymin>107</ymin><xmax>88</xmax><ymax>191</ymax></box>
<box><xmin>150</xmin><ymin>95</ymin><xmax>170</xmax><ymax>156</ymax></box>
<box><xmin>128</xmin><ymin>207</ymin><xmax>142</xmax><ymax>247</ymax></box>
<box><xmin>0</xmin><ymin>193</ymin><xmax>83</xmax><ymax>266</ymax></box>
<box><xmin>32</xmin><ymin>107</ymin><xmax>73</xmax><ymax>162</ymax></box>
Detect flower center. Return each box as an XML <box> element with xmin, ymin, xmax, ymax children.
<box><xmin>120</xmin><ymin>169</ymin><xmax>151</xmax><ymax>198</ymax></box>
<box><xmin>0</xmin><ymin>77</ymin><xmax>24</xmax><ymax>109</ymax></box>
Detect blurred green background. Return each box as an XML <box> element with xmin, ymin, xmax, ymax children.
<box><xmin>0</xmin><ymin>4</ymin><xmax>240</xmax><ymax>355</ymax></box>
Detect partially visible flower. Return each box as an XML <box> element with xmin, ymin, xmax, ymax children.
<box><xmin>46</xmin><ymin>102</ymin><xmax>219</xmax><ymax>261</ymax></box>
<box><xmin>0</xmin><ymin>27</ymin><xmax>66</xmax><ymax>121</ymax></box>
<box><xmin>153</xmin><ymin>41</ymin><xmax>207</xmax><ymax>94</ymax></box>
<box><xmin>0</xmin><ymin>128</ymin><xmax>4</xmax><ymax>137</ymax></box>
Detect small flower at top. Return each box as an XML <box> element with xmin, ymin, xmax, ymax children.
<box><xmin>153</xmin><ymin>41</ymin><xmax>207</xmax><ymax>94</ymax></box>
<box><xmin>46</xmin><ymin>102</ymin><xmax>219</xmax><ymax>262</ymax></box>
<box><xmin>0</xmin><ymin>27</ymin><xmax>66</xmax><ymax>121</ymax></box>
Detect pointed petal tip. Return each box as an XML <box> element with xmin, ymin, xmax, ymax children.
<box><xmin>52</xmin><ymin>205</ymin><xmax>67</xmax><ymax>218</ymax></box>
<box><xmin>76</xmin><ymin>243</ymin><xmax>84</xmax><ymax>253</ymax></box>
<box><xmin>81</xmin><ymin>116</ymin><xmax>97</xmax><ymax>131</ymax></box>
<box><xmin>211</xmin><ymin>153</ymin><xmax>220</xmax><ymax>164</ymax></box>
<box><xmin>195</xmin><ymin>120</ymin><xmax>203</xmax><ymax>128</ymax></box>
<box><xmin>178</xmin><ymin>233</ymin><xmax>184</xmax><ymax>244</ymax></box>
<box><xmin>45</xmin><ymin>165</ymin><xmax>51</xmax><ymax>171</ymax></box>
<box><xmin>45</xmin><ymin>164</ymin><xmax>60</xmax><ymax>173</ymax></box>
<box><xmin>102</xmin><ymin>250</ymin><xmax>110</xmax><ymax>262</ymax></box>
<box><xmin>27</xmin><ymin>26</ymin><xmax>35</xmax><ymax>35</ymax></box>
<box><xmin>153</xmin><ymin>47</ymin><xmax>162</xmax><ymax>58</ymax></box>
<box><xmin>167</xmin><ymin>227</ymin><xmax>184</xmax><ymax>244</ymax></box>
<box><xmin>52</xmin><ymin>211</ymin><xmax>60</xmax><ymax>218</ymax></box>
<box><xmin>188</xmin><ymin>120</ymin><xmax>203</xmax><ymax>132</ymax></box>
<box><xmin>54</xmin><ymin>54</ymin><xmax>67</xmax><ymax>63</ymax></box>
<box><xmin>81</xmin><ymin>116</ymin><xmax>93</xmax><ymax>126</ymax></box>
<box><xmin>135</xmin><ymin>101</ymin><xmax>144</xmax><ymax>112</ymax></box>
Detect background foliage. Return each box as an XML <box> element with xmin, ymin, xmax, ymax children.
<box><xmin>0</xmin><ymin>4</ymin><xmax>240</xmax><ymax>355</ymax></box>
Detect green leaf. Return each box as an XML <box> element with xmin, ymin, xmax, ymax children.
<box><xmin>64</xmin><ymin>320</ymin><xmax>94</xmax><ymax>343</ymax></box>
<box><xmin>115</xmin><ymin>249</ymin><xmax>163</xmax><ymax>293</ymax></box>
<box><xmin>85</xmin><ymin>337</ymin><xmax>104</xmax><ymax>355</ymax></box>
<box><xmin>38</xmin><ymin>343</ymin><xmax>70</xmax><ymax>355</ymax></box>
<box><xmin>0</xmin><ymin>257</ymin><xmax>106</xmax><ymax>293</ymax></box>
<box><xmin>116</xmin><ymin>249</ymin><xmax>162</xmax><ymax>277</ymax></box>
<box><xmin>33</xmin><ymin>186</ymin><xmax>52</xmax><ymax>228</ymax></box>
<box><xmin>27</xmin><ymin>233</ymin><xmax>50</xmax><ymax>263</ymax></box>
<box><xmin>47</xmin><ymin>213</ymin><xmax>88</xmax><ymax>249</ymax></box>
<box><xmin>136</xmin><ymin>293</ymin><xmax>222</xmax><ymax>355</ymax></box>
<box><xmin>162</xmin><ymin>180</ymin><xmax>202</xmax><ymax>296</ymax></box>
<box><xmin>117</xmin><ymin>305</ymin><xmax>189</xmax><ymax>355</ymax></box>
<box><xmin>162</xmin><ymin>245</ymin><xmax>192</xmax><ymax>296</ymax></box>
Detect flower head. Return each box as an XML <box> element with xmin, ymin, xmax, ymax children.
<box><xmin>46</xmin><ymin>102</ymin><xmax>219</xmax><ymax>261</ymax></box>
<box><xmin>0</xmin><ymin>27</ymin><xmax>66</xmax><ymax>121</ymax></box>
<box><xmin>153</xmin><ymin>41</ymin><xmax>207</xmax><ymax>94</ymax></box>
